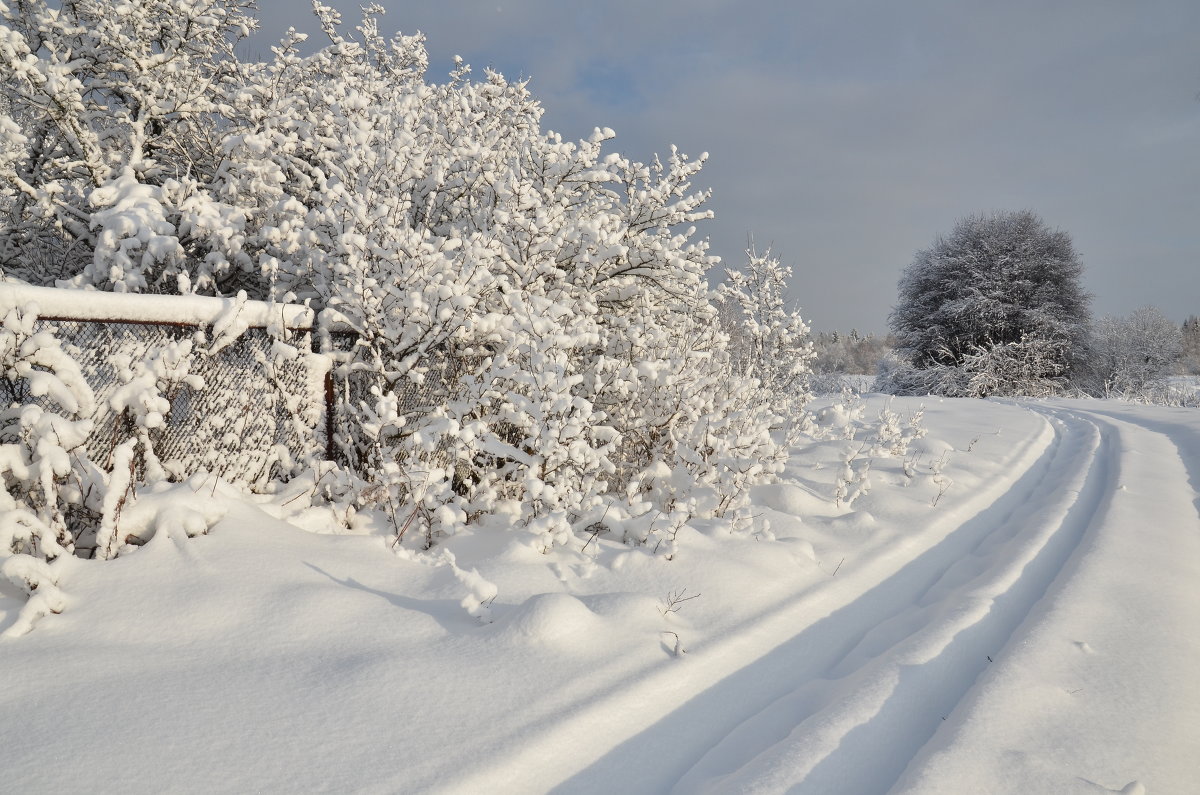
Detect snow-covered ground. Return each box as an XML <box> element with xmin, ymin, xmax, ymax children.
<box><xmin>2</xmin><ymin>396</ymin><xmax>1198</xmax><ymax>794</ymax></box>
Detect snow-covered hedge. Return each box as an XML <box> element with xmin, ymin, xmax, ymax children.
<box><xmin>0</xmin><ymin>2</ymin><xmax>817</xmax><ymax>555</ymax></box>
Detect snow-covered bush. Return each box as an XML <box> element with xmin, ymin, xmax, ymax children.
<box><xmin>89</xmin><ymin>336</ymin><xmax>217</xmax><ymax>559</ymax></box>
<box><xmin>833</xmin><ymin>444</ymin><xmax>871</xmax><ymax>508</ymax></box>
<box><xmin>0</xmin><ymin>305</ymin><xmax>101</xmax><ymax>633</ymax></box>
<box><xmin>0</xmin><ymin>305</ymin><xmax>97</xmax><ymax>561</ymax></box>
<box><xmin>876</xmin><ymin>334</ymin><xmax>1068</xmax><ymax>398</ymax></box>
<box><xmin>957</xmin><ymin>334</ymin><xmax>1070</xmax><ymax>398</ymax></box>
<box><xmin>716</xmin><ymin>247</ymin><xmax>815</xmax><ymax>443</ymax></box>
<box><xmin>224</xmin><ymin>10</ymin><xmax>786</xmax><ymax>549</ymax></box>
<box><xmin>1078</xmin><ymin>306</ymin><xmax>1183</xmax><ymax>398</ymax></box>
<box><xmin>885</xmin><ymin>211</ymin><xmax>1090</xmax><ymax>396</ymax></box>
<box><xmin>108</xmin><ymin>339</ymin><xmax>206</xmax><ymax>483</ymax></box>
<box><xmin>870</xmin><ymin>399</ymin><xmax>925</xmax><ymax>458</ymax></box>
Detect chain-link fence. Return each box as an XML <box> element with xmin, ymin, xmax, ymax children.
<box><xmin>1</xmin><ymin>313</ymin><xmax>329</xmax><ymax>491</ymax></box>
<box><xmin>326</xmin><ymin>337</ymin><xmax>482</xmax><ymax>471</ymax></box>
<box><xmin>1</xmin><ymin>286</ymin><xmax>490</xmax><ymax>491</ymax></box>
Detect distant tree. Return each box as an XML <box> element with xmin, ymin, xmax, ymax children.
<box><xmin>1182</xmin><ymin>315</ymin><xmax>1200</xmax><ymax>375</ymax></box>
<box><xmin>811</xmin><ymin>331</ymin><xmax>895</xmax><ymax>377</ymax></box>
<box><xmin>883</xmin><ymin>210</ymin><xmax>1091</xmax><ymax>396</ymax></box>
<box><xmin>1083</xmin><ymin>306</ymin><xmax>1183</xmax><ymax>394</ymax></box>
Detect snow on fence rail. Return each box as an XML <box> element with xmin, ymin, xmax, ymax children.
<box><xmin>0</xmin><ymin>284</ymin><xmax>332</xmax><ymax>489</ymax></box>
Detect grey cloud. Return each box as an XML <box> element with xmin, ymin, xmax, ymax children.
<box><xmin>249</xmin><ymin>1</ymin><xmax>1200</xmax><ymax>332</ymax></box>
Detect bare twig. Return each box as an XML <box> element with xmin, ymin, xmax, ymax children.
<box><xmin>581</xmin><ymin>505</ymin><xmax>613</xmax><ymax>553</ymax></box>
<box><xmin>660</xmin><ymin>588</ymin><xmax>701</xmax><ymax>615</ymax></box>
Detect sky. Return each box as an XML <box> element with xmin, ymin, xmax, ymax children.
<box><xmin>247</xmin><ymin>1</ymin><xmax>1200</xmax><ymax>334</ymax></box>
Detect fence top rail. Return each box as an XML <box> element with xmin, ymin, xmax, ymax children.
<box><xmin>0</xmin><ymin>283</ymin><xmax>316</xmax><ymax>330</ymax></box>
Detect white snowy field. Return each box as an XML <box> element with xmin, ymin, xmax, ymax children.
<box><xmin>2</xmin><ymin>396</ymin><xmax>1198</xmax><ymax>794</ymax></box>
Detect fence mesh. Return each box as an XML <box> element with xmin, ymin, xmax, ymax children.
<box><xmin>328</xmin><ymin>338</ymin><xmax>480</xmax><ymax>470</ymax></box>
<box><xmin>0</xmin><ymin>291</ymin><xmax>489</xmax><ymax>492</ymax></box>
<box><xmin>1</xmin><ymin>319</ymin><xmax>327</xmax><ymax>489</ymax></box>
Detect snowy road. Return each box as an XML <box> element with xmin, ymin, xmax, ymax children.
<box><xmin>2</xmin><ymin>399</ymin><xmax>1198</xmax><ymax>794</ymax></box>
<box><xmin>892</xmin><ymin>403</ymin><xmax>1200</xmax><ymax>795</ymax></box>
<box><xmin>627</xmin><ymin>402</ymin><xmax>1200</xmax><ymax>794</ymax></box>
<box><xmin>465</xmin><ymin>401</ymin><xmax>1200</xmax><ymax>794</ymax></box>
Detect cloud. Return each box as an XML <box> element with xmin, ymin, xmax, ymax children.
<box><xmin>248</xmin><ymin>0</ymin><xmax>1200</xmax><ymax>331</ymax></box>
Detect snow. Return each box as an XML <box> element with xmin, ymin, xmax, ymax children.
<box><xmin>2</xmin><ymin>396</ymin><xmax>1198</xmax><ymax>793</ymax></box>
<box><xmin>0</xmin><ymin>283</ymin><xmax>315</xmax><ymax>330</ymax></box>
<box><xmin>892</xmin><ymin>401</ymin><xmax>1200</xmax><ymax>795</ymax></box>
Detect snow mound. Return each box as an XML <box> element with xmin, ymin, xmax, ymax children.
<box><xmin>753</xmin><ymin>482</ymin><xmax>827</xmax><ymax>516</ymax></box>
<box><xmin>489</xmin><ymin>592</ymin><xmax>605</xmax><ymax>648</ymax></box>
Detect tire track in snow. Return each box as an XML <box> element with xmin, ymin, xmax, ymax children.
<box><xmin>1050</xmin><ymin>403</ymin><xmax>1200</xmax><ymax>523</ymax></box>
<box><xmin>658</xmin><ymin>409</ymin><xmax>1116</xmax><ymax>794</ymax></box>
<box><xmin>428</xmin><ymin>409</ymin><xmax>1061</xmax><ymax>795</ymax></box>
<box><xmin>892</xmin><ymin>403</ymin><xmax>1200</xmax><ymax>793</ymax></box>
<box><xmin>517</xmin><ymin>409</ymin><xmax>1109</xmax><ymax>794</ymax></box>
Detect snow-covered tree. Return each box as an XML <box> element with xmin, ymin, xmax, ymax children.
<box><xmin>1080</xmin><ymin>306</ymin><xmax>1183</xmax><ymax>396</ymax></box>
<box><xmin>716</xmin><ymin>247</ymin><xmax>814</xmax><ymax>441</ymax></box>
<box><xmin>0</xmin><ymin>0</ymin><xmax>256</xmax><ymax>290</ymax></box>
<box><xmin>884</xmin><ymin>210</ymin><xmax>1090</xmax><ymax>397</ymax></box>
<box><xmin>1181</xmin><ymin>315</ymin><xmax>1200</xmax><ymax>375</ymax></box>
<box><xmin>1</xmin><ymin>2</ymin><xmax>789</xmax><ymax>553</ymax></box>
<box><xmin>206</xmin><ymin>7</ymin><xmax>783</xmax><ymax>548</ymax></box>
